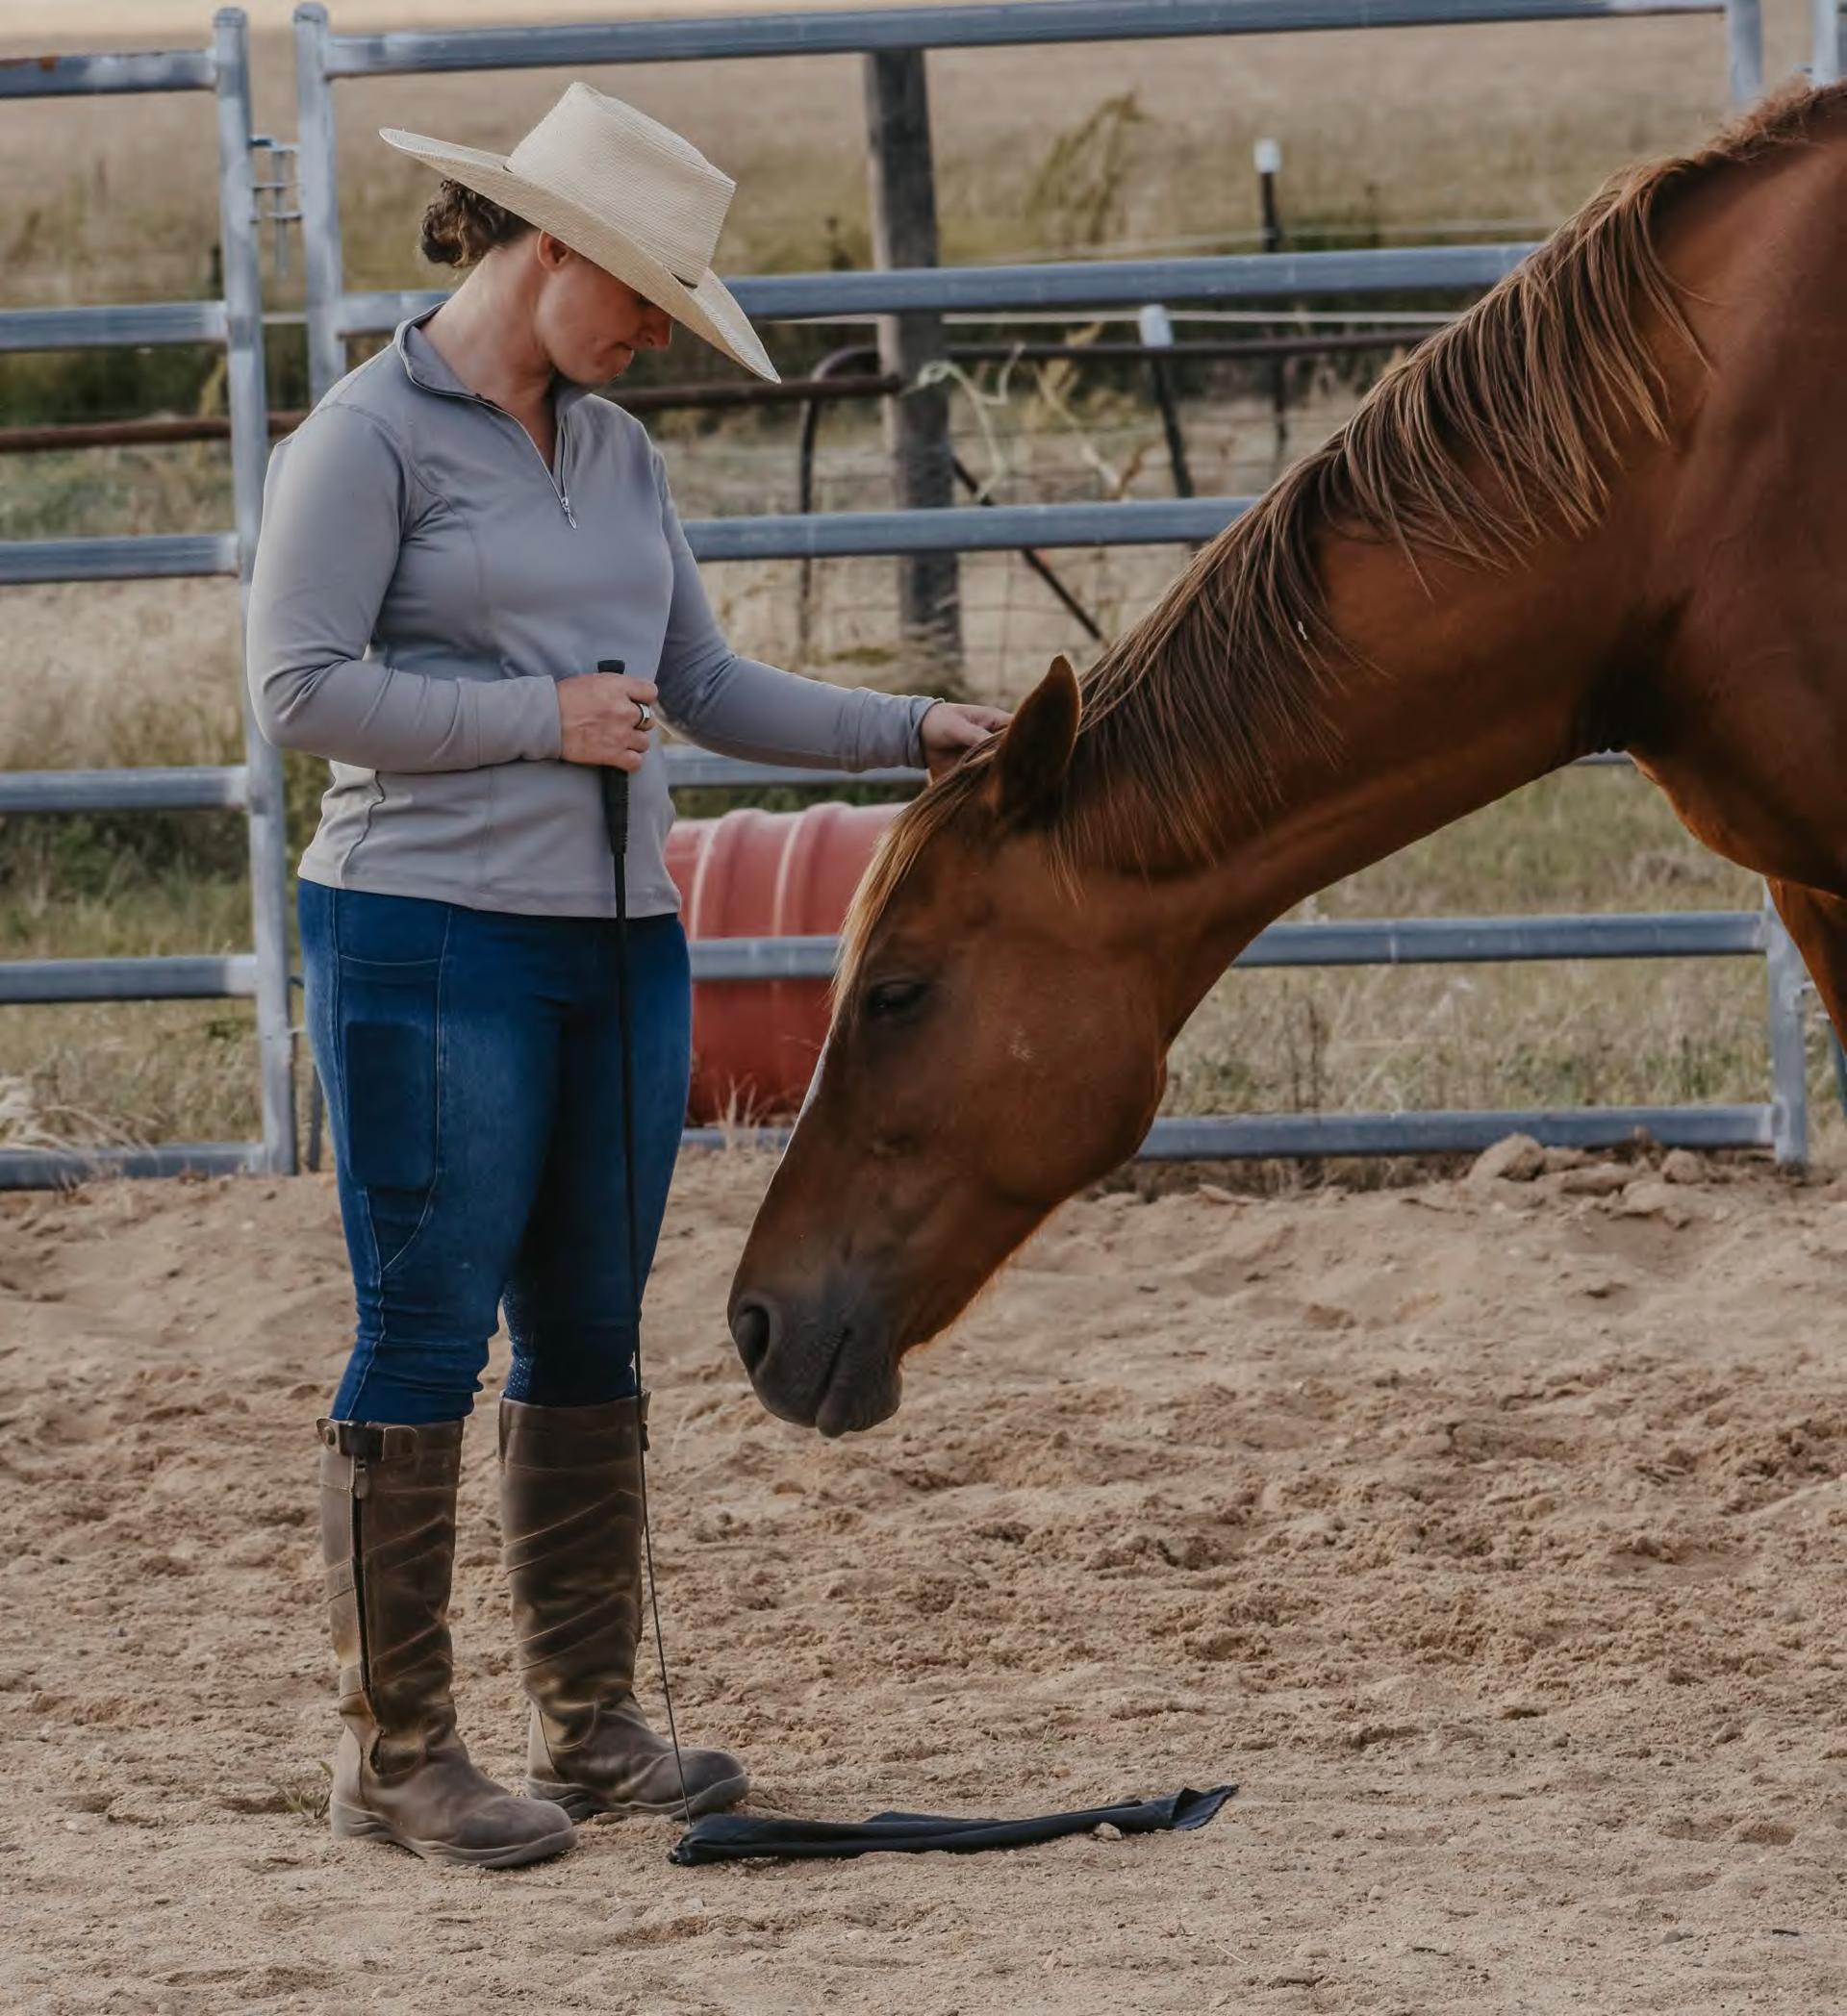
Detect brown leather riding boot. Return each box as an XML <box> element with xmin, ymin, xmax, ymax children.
<box><xmin>317</xmin><ymin>1418</ymin><xmax>575</xmax><ymax>1867</ymax></box>
<box><xmin>498</xmin><ymin>1394</ymin><xmax>749</xmax><ymax>1820</ymax></box>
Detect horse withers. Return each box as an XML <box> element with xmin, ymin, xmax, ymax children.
<box><xmin>728</xmin><ymin>84</ymin><xmax>1847</xmax><ymax>1438</ymax></box>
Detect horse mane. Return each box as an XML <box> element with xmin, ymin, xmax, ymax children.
<box><xmin>836</xmin><ymin>82</ymin><xmax>1842</xmax><ymax>1010</ymax></box>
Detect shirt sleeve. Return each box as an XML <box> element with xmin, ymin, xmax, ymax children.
<box><xmin>245</xmin><ymin>404</ymin><xmax>562</xmax><ymax>772</ymax></box>
<box><xmin>646</xmin><ymin>451</ymin><xmax>936</xmax><ymax>772</ymax></box>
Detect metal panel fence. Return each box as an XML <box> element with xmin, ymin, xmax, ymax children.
<box><xmin>291</xmin><ymin>0</ymin><xmax>1808</xmax><ymax>1174</ymax></box>
<box><xmin>1</xmin><ymin>0</ymin><xmax>1804</xmax><ymax>1186</ymax></box>
<box><xmin>0</xmin><ymin>9</ymin><xmax>295</xmax><ymax>1189</ymax></box>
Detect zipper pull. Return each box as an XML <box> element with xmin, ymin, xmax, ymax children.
<box><xmin>352</xmin><ymin>1452</ymin><xmax>371</xmax><ymax>1501</ymax></box>
<box><xmin>561</xmin><ymin>492</ymin><xmax>577</xmax><ymax>529</ymax></box>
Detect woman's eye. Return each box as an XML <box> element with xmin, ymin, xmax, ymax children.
<box><xmin>865</xmin><ymin>978</ymin><xmax>929</xmax><ymax>1021</ymax></box>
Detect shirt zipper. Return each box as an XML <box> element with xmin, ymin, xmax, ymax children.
<box><xmin>424</xmin><ymin>377</ymin><xmax>578</xmax><ymax>527</ymax></box>
<box><xmin>504</xmin><ymin>405</ymin><xmax>576</xmax><ymax>529</ymax></box>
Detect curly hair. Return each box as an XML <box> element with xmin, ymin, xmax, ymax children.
<box><xmin>418</xmin><ymin>179</ymin><xmax>534</xmax><ymax>267</ymax></box>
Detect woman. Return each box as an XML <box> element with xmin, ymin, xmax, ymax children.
<box><xmin>247</xmin><ymin>83</ymin><xmax>1007</xmax><ymax>1869</ymax></box>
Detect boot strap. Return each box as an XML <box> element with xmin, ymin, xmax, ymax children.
<box><xmin>317</xmin><ymin>1419</ymin><xmax>420</xmax><ymax>1460</ymax></box>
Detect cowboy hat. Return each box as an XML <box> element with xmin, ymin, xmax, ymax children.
<box><xmin>381</xmin><ymin>82</ymin><xmax>777</xmax><ymax>384</ymax></box>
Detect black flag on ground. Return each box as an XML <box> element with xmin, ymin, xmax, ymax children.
<box><xmin>668</xmin><ymin>1783</ymin><xmax>1237</xmax><ymax>1865</ymax></box>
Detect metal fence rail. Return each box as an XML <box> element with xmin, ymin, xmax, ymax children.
<box><xmin>680</xmin><ymin>911</ymin><xmax>1779</xmax><ymax>981</ymax></box>
<box><xmin>0</xmin><ymin>768</ymin><xmax>250</xmax><ymax>815</ymax></box>
<box><xmin>0</xmin><ymin>535</ymin><xmax>242</xmax><ymax>586</ymax></box>
<box><xmin>336</xmin><ymin>244</ymin><xmax>1542</xmax><ymax>346</ymax></box>
<box><xmin>688</xmin><ymin>1104</ymin><xmax>1784</xmax><ymax>1158</ymax></box>
<box><xmin>307</xmin><ymin>0</ymin><xmax>1752</xmax><ymax>72</ymax></box>
<box><xmin>0</xmin><ymin>9</ymin><xmax>294</xmax><ymax>1193</ymax></box>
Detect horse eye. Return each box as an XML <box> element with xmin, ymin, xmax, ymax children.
<box><xmin>864</xmin><ymin>977</ymin><xmax>930</xmax><ymax>1021</ymax></box>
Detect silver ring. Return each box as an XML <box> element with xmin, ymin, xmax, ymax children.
<box><xmin>635</xmin><ymin>700</ymin><xmax>653</xmax><ymax>732</ymax></box>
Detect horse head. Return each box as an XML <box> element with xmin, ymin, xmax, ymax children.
<box><xmin>725</xmin><ymin>656</ymin><xmax>1178</xmax><ymax>1436</ymax></box>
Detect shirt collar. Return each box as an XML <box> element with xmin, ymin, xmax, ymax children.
<box><xmin>392</xmin><ymin>304</ymin><xmax>597</xmax><ymax>416</ymax></box>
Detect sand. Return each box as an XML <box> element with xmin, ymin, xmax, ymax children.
<box><xmin>3</xmin><ymin>1147</ymin><xmax>1845</xmax><ymax>2013</ymax></box>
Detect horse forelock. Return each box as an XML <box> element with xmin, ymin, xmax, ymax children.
<box><xmin>832</xmin><ymin>749</ymin><xmax>1000</xmax><ymax>1024</ymax></box>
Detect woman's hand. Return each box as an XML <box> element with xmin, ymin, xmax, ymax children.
<box><xmin>556</xmin><ymin>668</ymin><xmax>658</xmax><ymax>771</ymax></box>
<box><xmin>919</xmin><ymin>700</ymin><xmax>1012</xmax><ymax>780</ymax></box>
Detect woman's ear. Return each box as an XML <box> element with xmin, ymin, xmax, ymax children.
<box><xmin>990</xmin><ymin>654</ymin><xmax>1080</xmax><ymax>828</ymax></box>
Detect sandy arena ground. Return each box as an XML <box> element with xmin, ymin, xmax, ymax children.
<box><xmin>3</xmin><ymin>1146</ymin><xmax>1845</xmax><ymax>2013</ymax></box>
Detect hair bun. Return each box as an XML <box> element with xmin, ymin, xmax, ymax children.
<box><xmin>417</xmin><ymin>180</ymin><xmax>532</xmax><ymax>268</ymax></box>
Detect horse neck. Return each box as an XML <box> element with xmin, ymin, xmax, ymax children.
<box><xmin>1131</xmin><ymin>515</ymin><xmax>1650</xmax><ymax>1036</ymax></box>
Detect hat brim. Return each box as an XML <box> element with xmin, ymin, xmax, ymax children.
<box><xmin>380</xmin><ymin>126</ymin><xmax>778</xmax><ymax>385</ymax></box>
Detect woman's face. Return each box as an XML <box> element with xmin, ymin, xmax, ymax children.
<box><xmin>531</xmin><ymin>233</ymin><xmax>673</xmax><ymax>384</ymax></box>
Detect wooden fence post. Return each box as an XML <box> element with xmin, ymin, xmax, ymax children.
<box><xmin>863</xmin><ymin>46</ymin><xmax>963</xmax><ymax>677</ymax></box>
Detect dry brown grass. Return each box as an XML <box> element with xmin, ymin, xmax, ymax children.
<box><xmin>1</xmin><ymin>7</ymin><xmax>1807</xmax><ymax>307</ymax></box>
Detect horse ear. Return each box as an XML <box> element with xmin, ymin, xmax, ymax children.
<box><xmin>991</xmin><ymin>654</ymin><xmax>1080</xmax><ymax>828</ymax></box>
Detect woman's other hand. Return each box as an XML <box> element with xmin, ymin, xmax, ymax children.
<box><xmin>556</xmin><ymin>668</ymin><xmax>659</xmax><ymax>770</ymax></box>
<box><xmin>919</xmin><ymin>700</ymin><xmax>1012</xmax><ymax>780</ymax></box>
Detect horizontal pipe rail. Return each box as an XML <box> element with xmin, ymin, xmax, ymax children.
<box><xmin>0</xmin><ymin>955</ymin><xmax>259</xmax><ymax>1006</ymax></box>
<box><xmin>664</xmin><ymin>751</ymin><xmax>921</xmax><ymax>790</ymax></box>
<box><xmin>338</xmin><ymin>245</ymin><xmax>1535</xmax><ymax>340</ymax></box>
<box><xmin>0</xmin><ymin>302</ymin><xmax>229</xmax><ymax>355</ymax></box>
<box><xmin>686</xmin><ymin>496</ymin><xmax>1244</xmax><ymax>560</ymax></box>
<box><xmin>0</xmin><ymin>767</ymin><xmax>248</xmax><ymax>815</ymax></box>
<box><xmin>662</xmin><ymin>752</ymin><xmax>1635</xmax><ymax>790</ymax></box>
<box><xmin>0</xmin><ymin>534</ymin><xmax>240</xmax><ymax>586</ymax></box>
<box><xmin>0</xmin><ymin>1144</ymin><xmax>265</xmax><ymax>1189</ymax></box>
<box><xmin>316</xmin><ymin>0</ymin><xmax>1727</xmax><ymax>75</ymax></box>
<box><xmin>685</xmin><ymin>912</ymin><xmax>1768</xmax><ymax>982</ymax></box>
<box><xmin>1237</xmin><ymin>911</ymin><xmax>1768</xmax><ymax>964</ymax></box>
<box><xmin>0</xmin><ymin>47</ymin><xmax>215</xmax><ymax>98</ymax></box>
<box><xmin>0</xmin><ymin>331</ymin><xmax>1435</xmax><ymax>454</ymax></box>
<box><xmin>1139</xmin><ymin>1105</ymin><xmax>1774</xmax><ymax>1157</ymax></box>
<box><xmin>683</xmin><ymin>1103</ymin><xmax>1775</xmax><ymax>1158</ymax></box>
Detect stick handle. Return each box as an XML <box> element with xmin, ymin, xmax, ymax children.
<box><xmin>595</xmin><ymin>658</ymin><xmax>629</xmax><ymax>864</ymax></box>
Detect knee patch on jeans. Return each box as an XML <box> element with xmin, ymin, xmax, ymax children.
<box><xmin>504</xmin><ymin>1317</ymin><xmax>640</xmax><ymax>1409</ymax></box>
<box><xmin>339</xmin><ymin>952</ymin><xmax>442</xmax><ymax>1266</ymax></box>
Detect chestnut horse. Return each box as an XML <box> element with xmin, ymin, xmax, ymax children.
<box><xmin>729</xmin><ymin>84</ymin><xmax>1847</xmax><ymax>1437</ymax></box>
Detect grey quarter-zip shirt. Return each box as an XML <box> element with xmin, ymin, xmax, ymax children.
<box><xmin>246</xmin><ymin>309</ymin><xmax>938</xmax><ymax>919</ymax></box>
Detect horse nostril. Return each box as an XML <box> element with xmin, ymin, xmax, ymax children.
<box><xmin>731</xmin><ymin>1297</ymin><xmax>776</xmax><ymax>1376</ymax></box>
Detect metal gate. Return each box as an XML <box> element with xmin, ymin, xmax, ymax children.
<box><xmin>285</xmin><ymin>0</ymin><xmax>1807</xmax><ymax>1169</ymax></box>
<box><xmin>0</xmin><ymin>10</ymin><xmax>295</xmax><ymax>1186</ymax></box>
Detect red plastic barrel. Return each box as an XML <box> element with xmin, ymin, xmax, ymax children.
<box><xmin>666</xmin><ymin>801</ymin><xmax>903</xmax><ymax>1121</ymax></box>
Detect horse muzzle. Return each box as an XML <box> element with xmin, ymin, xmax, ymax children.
<box><xmin>727</xmin><ymin>1284</ymin><xmax>903</xmax><ymax>1438</ymax></box>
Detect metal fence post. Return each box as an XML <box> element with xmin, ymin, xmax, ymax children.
<box><xmin>1813</xmin><ymin>0</ymin><xmax>1842</xmax><ymax>84</ymax></box>
<box><xmin>1137</xmin><ymin>304</ymin><xmax>1195</xmax><ymax>500</ymax></box>
<box><xmin>1725</xmin><ymin>0</ymin><xmax>1764</xmax><ymax>104</ymax></box>
<box><xmin>293</xmin><ymin>2</ymin><xmax>348</xmax><ymax>403</ymax></box>
<box><xmin>863</xmin><ymin>45</ymin><xmax>963</xmax><ymax>675</ymax></box>
<box><xmin>1762</xmin><ymin>892</ymin><xmax>1809</xmax><ymax>1170</ymax></box>
<box><xmin>215</xmin><ymin>8</ymin><xmax>296</xmax><ymax>1175</ymax></box>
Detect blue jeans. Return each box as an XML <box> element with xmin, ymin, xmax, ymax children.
<box><xmin>298</xmin><ymin>882</ymin><xmax>692</xmax><ymax>1424</ymax></box>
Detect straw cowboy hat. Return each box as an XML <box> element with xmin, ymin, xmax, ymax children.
<box><xmin>381</xmin><ymin>83</ymin><xmax>776</xmax><ymax>383</ymax></box>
